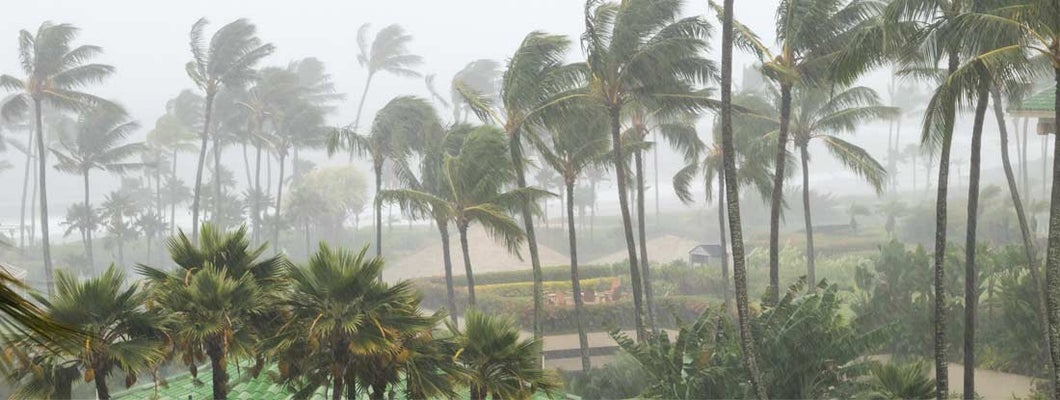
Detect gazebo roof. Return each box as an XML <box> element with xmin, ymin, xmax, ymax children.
<box><xmin>1010</xmin><ymin>90</ymin><xmax>1056</xmax><ymax>118</ymax></box>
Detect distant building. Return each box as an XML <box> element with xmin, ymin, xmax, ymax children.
<box><xmin>688</xmin><ymin>244</ymin><xmax>726</xmax><ymax>267</ymax></box>
<box><xmin>1009</xmin><ymin>89</ymin><xmax>1056</xmax><ymax>135</ymax></box>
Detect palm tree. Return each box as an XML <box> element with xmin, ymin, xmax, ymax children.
<box><xmin>381</xmin><ymin>126</ymin><xmax>543</xmax><ymax>307</ymax></box>
<box><xmin>674</xmin><ymin>90</ymin><xmax>776</xmax><ymax>309</ymax></box>
<box><xmin>148</xmin><ymin>91</ymin><xmax>201</xmax><ymax>233</ymax></box>
<box><xmin>787</xmin><ymin>85</ymin><xmax>893</xmax><ymax>285</ymax></box>
<box><xmin>532</xmin><ymin>103</ymin><xmax>611</xmax><ymax>372</ymax></box>
<box><xmin>352</xmin><ymin>23</ymin><xmax>423</xmax><ymax>130</ymax></box>
<box><xmin>100</xmin><ymin>191</ymin><xmax>141</xmax><ymax>268</ymax></box>
<box><xmin>581</xmin><ymin>0</ymin><xmax>714</xmax><ymax>340</ymax></box>
<box><xmin>185</xmin><ymin>18</ymin><xmax>274</xmax><ymax>243</ymax></box>
<box><xmin>51</xmin><ymin>105</ymin><xmax>143</xmax><ymax>271</ymax></box>
<box><xmin>728</xmin><ymin>0</ymin><xmax>876</xmax><ymax>304</ymax></box>
<box><xmin>450</xmin><ymin>59</ymin><xmax>500</xmax><ymax>123</ymax></box>
<box><xmin>718</xmin><ymin>0</ymin><xmax>767</xmax><ymax>397</ymax></box>
<box><xmin>329</xmin><ymin>96</ymin><xmax>439</xmax><ymax>258</ymax></box>
<box><xmin>277</xmin><ymin>244</ymin><xmax>438</xmax><ymax>400</ymax></box>
<box><xmin>137</xmin><ymin>224</ymin><xmax>287</xmax><ymax>400</ymax></box>
<box><xmin>0</xmin><ymin>22</ymin><xmax>116</xmax><ymax>294</ymax></box>
<box><xmin>453</xmin><ymin>309</ymin><xmax>559</xmax><ymax>400</ymax></box>
<box><xmin>34</xmin><ymin>266</ymin><xmax>166</xmax><ymax>400</ymax></box>
<box><xmin>61</xmin><ymin>202</ymin><xmax>99</xmax><ymax>264</ymax></box>
<box><xmin>951</xmin><ymin>2</ymin><xmax>1060</xmax><ymax>394</ymax></box>
<box><xmin>456</xmin><ymin>31</ymin><xmax>582</xmax><ymax>341</ymax></box>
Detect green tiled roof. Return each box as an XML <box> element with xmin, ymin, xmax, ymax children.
<box><xmin>1010</xmin><ymin>90</ymin><xmax>1056</xmax><ymax>115</ymax></box>
<box><xmin>115</xmin><ymin>364</ymin><xmax>564</xmax><ymax>400</ymax></box>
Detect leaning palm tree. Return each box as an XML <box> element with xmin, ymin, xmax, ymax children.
<box><xmin>381</xmin><ymin>126</ymin><xmax>544</xmax><ymax>307</ymax></box>
<box><xmin>352</xmin><ymin>23</ymin><xmax>423</xmax><ymax>130</ymax></box>
<box><xmin>717</xmin><ymin>0</ymin><xmax>767</xmax><ymax>397</ymax></box>
<box><xmin>137</xmin><ymin>224</ymin><xmax>287</xmax><ymax>400</ymax></box>
<box><xmin>185</xmin><ymin>18</ymin><xmax>274</xmax><ymax>243</ymax></box>
<box><xmin>581</xmin><ymin>0</ymin><xmax>714</xmax><ymax>340</ymax></box>
<box><xmin>33</xmin><ymin>266</ymin><xmax>166</xmax><ymax>400</ymax></box>
<box><xmin>531</xmin><ymin>103</ymin><xmax>611</xmax><ymax>373</ymax></box>
<box><xmin>787</xmin><ymin>85</ymin><xmax>893</xmax><ymax>285</ymax></box>
<box><xmin>456</xmin><ymin>31</ymin><xmax>582</xmax><ymax>341</ymax></box>
<box><xmin>277</xmin><ymin>244</ymin><xmax>439</xmax><ymax>400</ymax></box>
<box><xmin>450</xmin><ymin>59</ymin><xmax>501</xmax><ymax>123</ymax></box>
<box><xmin>453</xmin><ymin>309</ymin><xmax>559</xmax><ymax>400</ymax></box>
<box><xmin>328</xmin><ymin>96</ymin><xmax>439</xmax><ymax>258</ymax></box>
<box><xmin>51</xmin><ymin>105</ymin><xmax>143</xmax><ymax>271</ymax></box>
<box><xmin>0</xmin><ymin>22</ymin><xmax>116</xmax><ymax>294</ymax></box>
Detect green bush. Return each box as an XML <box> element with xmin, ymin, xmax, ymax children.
<box><xmin>421</xmin><ymin>264</ymin><xmax>626</xmax><ymax>287</ymax></box>
<box><xmin>477</xmin><ymin>278</ymin><xmax>616</xmax><ymax>298</ymax></box>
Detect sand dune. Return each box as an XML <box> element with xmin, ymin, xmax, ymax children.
<box><xmin>588</xmin><ymin>234</ymin><xmax>702</xmax><ymax>266</ymax></box>
<box><xmin>383</xmin><ymin>225</ymin><xmax>570</xmax><ymax>282</ymax></box>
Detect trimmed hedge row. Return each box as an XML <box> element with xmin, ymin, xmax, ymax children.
<box><xmin>476</xmin><ymin>277</ymin><xmax>616</xmax><ymax>298</ymax></box>
<box><xmin>423</xmin><ymin>264</ymin><xmax>627</xmax><ymax>287</ymax></box>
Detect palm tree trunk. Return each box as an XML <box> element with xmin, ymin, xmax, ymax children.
<box><xmin>273</xmin><ymin>153</ymin><xmax>286</xmax><ymax>252</ymax></box>
<box><xmin>30</xmin><ymin>157</ymin><xmax>37</xmax><ymax>247</ymax></box>
<box><xmin>212</xmin><ymin>134</ymin><xmax>222</xmax><ymax>225</ymax></box>
<box><xmin>170</xmin><ymin>149</ymin><xmax>178</xmax><ymax>235</ymax></box>
<box><xmin>962</xmin><ymin>75</ymin><xmax>990</xmax><ymax>400</ymax></box>
<box><xmin>634</xmin><ymin>149</ymin><xmax>655</xmax><ymax>332</ymax></box>
<box><xmin>241</xmin><ymin>142</ymin><xmax>252</xmax><ymax>189</ymax></box>
<box><xmin>33</xmin><ymin>99</ymin><xmax>54</xmax><ymax>295</ymax></box>
<box><xmin>799</xmin><ymin>144</ymin><xmax>816</xmax><ymax>287</ymax></box>
<box><xmin>508</xmin><ymin>133</ymin><xmax>545</xmax><ymax>342</ymax></box>
<box><xmin>439</xmin><ymin>220</ymin><xmax>458</xmax><ymax>323</ymax></box>
<box><xmin>81</xmin><ymin>172</ymin><xmax>96</xmax><ymax>273</ymax></box>
<box><xmin>93</xmin><ymin>363</ymin><xmax>111</xmax><ymax>400</ymax></box>
<box><xmin>607</xmin><ymin>106</ymin><xmax>646</xmax><ymax>341</ymax></box>
<box><xmin>19</xmin><ymin>129</ymin><xmax>33</xmax><ymax>249</ymax></box>
<box><xmin>206</xmin><ymin>338</ymin><xmax>228</xmax><ymax>400</ymax></box>
<box><xmin>718</xmin><ymin>171</ymin><xmax>731</xmax><ymax>309</ymax></box>
<box><xmin>374</xmin><ymin>160</ymin><xmax>383</xmax><ymax>258</ymax></box>
<box><xmin>653</xmin><ymin>131</ymin><xmax>660</xmax><ymax>220</ymax></box>
<box><xmin>353</xmin><ymin>74</ymin><xmax>375</xmax><ymax>131</ymax></box>
<box><xmin>1044</xmin><ymin>67</ymin><xmax>1060</xmax><ymax>400</ymax></box>
<box><xmin>253</xmin><ymin>142</ymin><xmax>263</xmax><ymax>244</ymax></box>
<box><xmin>721</xmin><ymin>2</ymin><xmax>766</xmax><ymax>397</ymax></box>
<box><xmin>1021</xmin><ymin>117</ymin><xmax>1030</xmax><ymax>199</ymax></box>
<box><xmin>992</xmin><ymin>88</ymin><xmax>1052</xmax><ymax>381</ymax></box>
<box><xmin>566</xmin><ymin>179</ymin><xmax>591</xmax><ymax>373</ymax></box>
<box><xmin>932</xmin><ymin>50</ymin><xmax>960</xmax><ymax>400</ymax></box>
<box><xmin>458</xmin><ymin>223</ymin><xmax>476</xmax><ymax>307</ymax></box>
<box><xmin>768</xmin><ymin>83</ymin><xmax>793</xmax><ymax>305</ymax></box>
<box><xmin>191</xmin><ymin>92</ymin><xmax>216</xmax><ymax>243</ymax></box>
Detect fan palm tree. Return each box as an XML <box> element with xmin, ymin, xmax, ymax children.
<box><xmin>787</xmin><ymin>85</ymin><xmax>893</xmax><ymax>285</ymax></box>
<box><xmin>455</xmin><ymin>31</ymin><xmax>582</xmax><ymax>341</ymax></box>
<box><xmin>453</xmin><ymin>309</ymin><xmax>559</xmax><ymax>400</ymax></box>
<box><xmin>581</xmin><ymin>0</ymin><xmax>714</xmax><ymax>340</ymax></box>
<box><xmin>0</xmin><ymin>22</ymin><xmax>116</xmax><ymax>294</ymax></box>
<box><xmin>717</xmin><ymin>0</ymin><xmax>767</xmax><ymax>397</ymax></box>
<box><xmin>329</xmin><ymin>96</ymin><xmax>439</xmax><ymax>258</ymax></box>
<box><xmin>185</xmin><ymin>18</ymin><xmax>274</xmax><ymax>243</ymax></box>
<box><xmin>352</xmin><ymin>23</ymin><xmax>423</xmax><ymax>130</ymax></box>
<box><xmin>51</xmin><ymin>105</ymin><xmax>142</xmax><ymax>271</ymax></box>
<box><xmin>381</xmin><ymin>126</ymin><xmax>544</xmax><ymax>306</ymax></box>
<box><xmin>277</xmin><ymin>244</ymin><xmax>440</xmax><ymax>400</ymax></box>
<box><xmin>33</xmin><ymin>266</ymin><xmax>166</xmax><ymax>400</ymax></box>
<box><xmin>137</xmin><ymin>224</ymin><xmax>287</xmax><ymax>400</ymax></box>
<box><xmin>531</xmin><ymin>103</ymin><xmax>611</xmax><ymax>372</ymax></box>
<box><xmin>673</xmin><ymin>90</ymin><xmax>777</xmax><ymax>309</ymax></box>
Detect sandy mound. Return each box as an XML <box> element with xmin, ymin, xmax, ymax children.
<box><xmin>588</xmin><ymin>234</ymin><xmax>701</xmax><ymax>266</ymax></box>
<box><xmin>383</xmin><ymin>225</ymin><xmax>569</xmax><ymax>282</ymax></box>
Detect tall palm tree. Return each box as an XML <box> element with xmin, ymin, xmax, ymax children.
<box><xmin>450</xmin><ymin>59</ymin><xmax>500</xmax><ymax>123</ymax></box>
<box><xmin>137</xmin><ymin>224</ymin><xmax>287</xmax><ymax>400</ymax></box>
<box><xmin>329</xmin><ymin>96</ymin><xmax>439</xmax><ymax>258</ymax></box>
<box><xmin>51</xmin><ymin>105</ymin><xmax>143</xmax><ymax>271</ymax></box>
<box><xmin>381</xmin><ymin>126</ymin><xmax>543</xmax><ymax>307</ymax></box>
<box><xmin>952</xmin><ymin>1</ymin><xmax>1060</xmax><ymax>393</ymax></box>
<box><xmin>787</xmin><ymin>85</ymin><xmax>892</xmax><ymax>284</ymax></box>
<box><xmin>100</xmin><ymin>191</ymin><xmax>141</xmax><ymax>268</ymax></box>
<box><xmin>453</xmin><ymin>309</ymin><xmax>559</xmax><ymax>400</ymax></box>
<box><xmin>729</xmin><ymin>0</ymin><xmax>872</xmax><ymax>304</ymax></box>
<box><xmin>185</xmin><ymin>18</ymin><xmax>274</xmax><ymax>243</ymax></box>
<box><xmin>674</xmin><ymin>90</ymin><xmax>777</xmax><ymax>309</ymax></box>
<box><xmin>718</xmin><ymin>0</ymin><xmax>766</xmax><ymax>397</ymax></box>
<box><xmin>456</xmin><ymin>31</ymin><xmax>582</xmax><ymax>341</ymax></box>
<box><xmin>149</xmin><ymin>91</ymin><xmax>201</xmax><ymax>233</ymax></box>
<box><xmin>34</xmin><ymin>266</ymin><xmax>166</xmax><ymax>400</ymax></box>
<box><xmin>581</xmin><ymin>0</ymin><xmax>714</xmax><ymax>340</ymax></box>
<box><xmin>352</xmin><ymin>24</ymin><xmax>423</xmax><ymax>130</ymax></box>
<box><xmin>532</xmin><ymin>103</ymin><xmax>611</xmax><ymax>373</ymax></box>
<box><xmin>0</xmin><ymin>22</ymin><xmax>116</xmax><ymax>294</ymax></box>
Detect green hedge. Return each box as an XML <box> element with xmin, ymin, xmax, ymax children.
<box><xmin>421</xmin><ymin>264</ymin><xmax>627</xmax><ymax>287</ymax></box>
<box><xmin>477</xmin><ymin>277</ymin><xmax>616</xmax><ymax>298</ymax></box>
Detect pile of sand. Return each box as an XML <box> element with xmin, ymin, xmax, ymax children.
<box><xmin>588</xmin><ymin>234</ymin><xmax>702</xmax><ymax>266</ymax></box>
<box><xmin>383</xmin><ymin>225</ymin><xmax>570</xmax><ymax>282</ymax></box>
